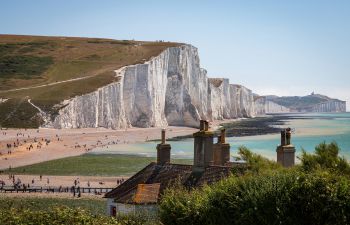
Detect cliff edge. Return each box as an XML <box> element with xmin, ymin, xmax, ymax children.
<box><xmin>53</xmin><ymin>45</ymin><xmax>256</xmax><ymax>129</ymax></box>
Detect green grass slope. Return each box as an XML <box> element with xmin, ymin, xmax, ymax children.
<box><xmin>0</xmin><ymin>34</ymin><xmax>180</xmax><ymax>128</ymax></box>
<box><xmin>4</xmin><ymin>154</ymin><xmax>192</xmax><ymax>176</ymax></box>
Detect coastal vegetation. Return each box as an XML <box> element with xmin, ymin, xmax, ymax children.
<box><xmin>0</xmin><ymin>196</ymin><xmax>157</xmax><ymax>224</ymax></box>
<box><xmin>0</xmin><ymin>206</ymin><xmax>148</xmax><ymax>225</ymax></box>
<box><xmin>2</xmin><ymin>142</ymin><xmax>349</xmax><ymax>224</ymax></box>
<box><xmin>0</xmin><ymin>196</ymin><xmax>106</xmax><ymax>215</ymax></box>
<box><xmin>159</xmin><ymin>142</ymin><xmax>350</xmax><ymax>225</ymax></box>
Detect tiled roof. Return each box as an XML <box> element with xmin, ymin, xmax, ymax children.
<box><xmin>105</xmin><ymin>162</ymin><xmax>234</xmax><ymax>204</ymax></box>
<box><xmin>133</xmin><ymin>183</ymin><xmax>161</xmax><ymax>204</ymax></box>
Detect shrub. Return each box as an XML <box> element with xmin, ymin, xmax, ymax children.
<box><xmin>237</xmin><ymin>146</ymin><xmax>282</xmax><ymax>174</ymax></box>
<box><xmin>299</xmin><ymin>141</ymin><xmax>350</xmax><ymax>175</ymax></box>
<box><xmin>0</xmin><ymin>206</ymin><xmax>147</xmax><ymax>225</ymax></box>
<box><xmin>160</xmin><ymin>170</ymin><xmax>350</xmax><ymax>225</ymax></box>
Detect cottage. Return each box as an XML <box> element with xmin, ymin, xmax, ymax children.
<box><xmin>105</xmin><ymin>120</ymin><xmax>245</xmax><ymax>217</ymax></box>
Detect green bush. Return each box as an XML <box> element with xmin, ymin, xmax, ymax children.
<box><xmin>237</xmin><ymin>146</ymin><xmax>282</xmax><ymax>174</ymax></box>
<box><xmin>299</xmin><ymin>141</ymin><xmax>350</xmax><ymax>175</ymax></box>
<box><xmin>160</xmin><ymin>170</ymin><xmax>350</xmax><ymax>225</ymax></box>
<box><xmin>0</xmin><ymin>206</ymin><xmax>147</xmax><ymax>225</ymax></box>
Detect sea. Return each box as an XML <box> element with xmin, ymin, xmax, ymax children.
<box><xmin>91</xmin><ymin>113</ymin><xmax>350</xmax><ymax>161</ymax></box>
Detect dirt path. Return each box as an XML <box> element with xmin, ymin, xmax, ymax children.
<box><xmin>0</xmin><ymin>75</ymin><xmax>95</xmax><ymax>94</ymax></box>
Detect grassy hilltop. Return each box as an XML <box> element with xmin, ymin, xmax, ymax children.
<box><xmin>0</xmin><ymin>34</ymin><xmax>180</xmax><ymax>128</ymax></box>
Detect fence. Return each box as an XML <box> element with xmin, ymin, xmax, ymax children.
<box><xmin>0</xmin><ymin>186</ymin><xmax>113</xmax><ymax>194</ymax></box>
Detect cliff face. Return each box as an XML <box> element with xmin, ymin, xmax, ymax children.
<box><xmin>311</xmin><ymin>100</ymin><xmax>346</xmax><ymax>112</ymax></box>
<box><xmin>265</xmin><ymin>100</ymin><xmax>290</xmax><ymax>113</ymax></box>
<box><xmin>255</xmin><ymin>95</ymin><xmax>347</xmax><ymax>114</ymax></box>
<box><xmin>254</xmin><ymin>97</ymin><xmax>290</xmax><ymax>114</ymax></box>
<box><xmin>206</xmin><ymin>79</ymin><xmax>254</xmax><ymax>120</ymax></box>
<box><xmin>52</xmin><ymin>45</ymin><xmax>256</xmax><ymax>129</ymax></box>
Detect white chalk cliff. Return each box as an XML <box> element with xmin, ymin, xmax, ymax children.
<box><xmin>254</xmin><ymin>97</ymin><xmax>290</xmax><ymax>115</ymax></box>
<box><xmin>311</xmin><ymin>100</ymin><xmax>346</xmax><ymax>112</ymax></box>
<box><xmin>52</xmin><ymin>45</ymin><xmax>257</xmax><ymax>129</ymax></box>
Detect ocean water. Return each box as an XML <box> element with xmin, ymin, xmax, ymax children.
<box><xmin>91</xmin><ymin>113</ymin><xmax>350</xmax><ymax>160</ymax></box>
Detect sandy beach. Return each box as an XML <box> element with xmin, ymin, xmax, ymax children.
<box><xmin>0</xmin><ymin>126</ymin><xmax>198</xmax><ymax>170</ymax></box>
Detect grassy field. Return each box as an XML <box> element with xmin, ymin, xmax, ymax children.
<box><xmin>0</xmin><ymin>195</ymin><xmax>106</xmax><ymax>215</ymax></box>
<box><xmin>4</xmin><ymin>154</ymin><xmax>192</xmax><ymax>176</ymax></box>
<box><xmin>0</xmin><ymin>34</ymin><xmax>180</xmax><ymax>128</ymax></box>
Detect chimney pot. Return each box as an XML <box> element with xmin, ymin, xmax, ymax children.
<box><xmin>204</xmin><ymin>121</ymin><xmax>209</xmax><ymax>131</ymax></box>
<box><xmin>220</xmin><ymin>129</ymin><xmax>226</xmax><ymax>144</ymax></box>
<box><xmin>280</xmin><ymin>130</ymin><xmax>286</xmax><ymax>146</ymax></box>
<box><xmin>200</xmin><ymin>120</ymin><xmax>205</xmax><ymax>131</ymax></box>
<box><xmin>161</xmin><ymin>129</ymin><xmax>166</xmax><ymax>144</ymax></box>
<box><xmin>217</xmin><ymin>135</ymin><xmax>221</xmax><ymax>144</ymax></box>
<box><xmin>286</xmin><ymin>128</ymin><xmax>292</xmax><ymax>145</ymax></box>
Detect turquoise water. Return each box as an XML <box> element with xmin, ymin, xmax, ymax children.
<box><xmin>92</xmin><ymin>113</ymin><xmax>350</xmax><ymax>160</ymax></box>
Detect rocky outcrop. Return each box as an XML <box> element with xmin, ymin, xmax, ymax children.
<box><xmin>52</xmin><ymin>45</ymin><xmax>256</xmax><ymax>129</ymax></box>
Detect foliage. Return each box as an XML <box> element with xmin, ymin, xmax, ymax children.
<box><xmin>0</xmin><ymin>206</ymin><xmax>147</xmax><ymax>225</ymax></box>
<box><xmin>160</xmin><ymin>142</ymin><xmax>350</xmax><ymax>225</ymax></box>
<box><xmin>159</xmin><ymin>183</ymin><xmax>209</xmax><ymax>225</ymax></box>
<box><xmin>237</xmin><ymin>146</ymin><xmax>282</xmax><ymax>174</ymax></box>
<box><xmin>0</xmin><ymin>196</ymin><xmax>106</xmax><ymax>215</ymax></box>
<box><xmin>299</xmin><ymin>141</ymin><xmax>350</xmax><ymax>175</ymax></box>
<box><xmin>160</xmin><ymin>170</ymin><xmax>350</xmax><ymax>225</ymax></box>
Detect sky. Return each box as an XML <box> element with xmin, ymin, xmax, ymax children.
<box><xmin>1</xmin><ymin>0</ymin><xmax>349</xmax><ymax>110</ymax></box>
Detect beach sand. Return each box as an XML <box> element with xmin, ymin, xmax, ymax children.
<box><xmin>0</xmin><ymin>120</ymin><xmax>239</xmax><ymax>200</ymax></box>
<box><xmin>0</xmin><ymin>126</ymin><xmax>198</xmax><ymax>170</ymax></box>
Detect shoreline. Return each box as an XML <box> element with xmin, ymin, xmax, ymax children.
<box><xmin>0</xmin><ymin>126</ymin><xmax>197</xmax><ymax>170</ymax></box>
<box><xmin>0</xmin><ymin>114</ymin><xmax>298</xmax><ymax>170</ymax></box>
<box><xmin>167</xmin><ymin>115</ymin><xmax>295</xmax><ymax>141</ymax></box>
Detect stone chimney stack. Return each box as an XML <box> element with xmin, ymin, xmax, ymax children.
<box><xmin>193</xmin><ymin>120</ymin><xmax>214</xmax><ymax>171</ymax></box>
<box><xmin>276</xmin><ymin>128</ymin><xmax>295</xmax><ymax>167</ymax></box>
<box><xmin>213</xmin><ymin>129</ymin><xmax>230</xmax><ymax>166</ymax></box>
<box><xmin>157</xmin><ymin>129</ymin><xmax>171</xmax><ymax>165</ymax></box>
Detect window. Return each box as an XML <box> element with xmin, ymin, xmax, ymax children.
<box><xmin>110</xmin><ymin>206</ymin><xmax>117</xmax><ymax>217</ymax></box>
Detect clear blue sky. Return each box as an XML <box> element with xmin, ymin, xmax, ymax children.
<box><xmin>1</xmin><ymin>0</ymin><xmax>349</xmax><ymax>110</ymax></box>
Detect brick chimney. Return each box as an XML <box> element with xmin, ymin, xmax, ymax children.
<box><xmin>193</xmin><ymin>120</ymin><xmax>214</xmax><ymax>171</ymax></box>
<box><xmin>213</xmin><ymin>129</ymin><xmax>230</xmax><ymax>166</ymax></box>
<box><xmin>157</xmin><ymin>129</ymin><xmax>171</xmax><ymax>164</ymax></box>
<box><xmin>276</xmin><ymin>128</ymin><xmax>295</xmax><ymax>167</ymax></box>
